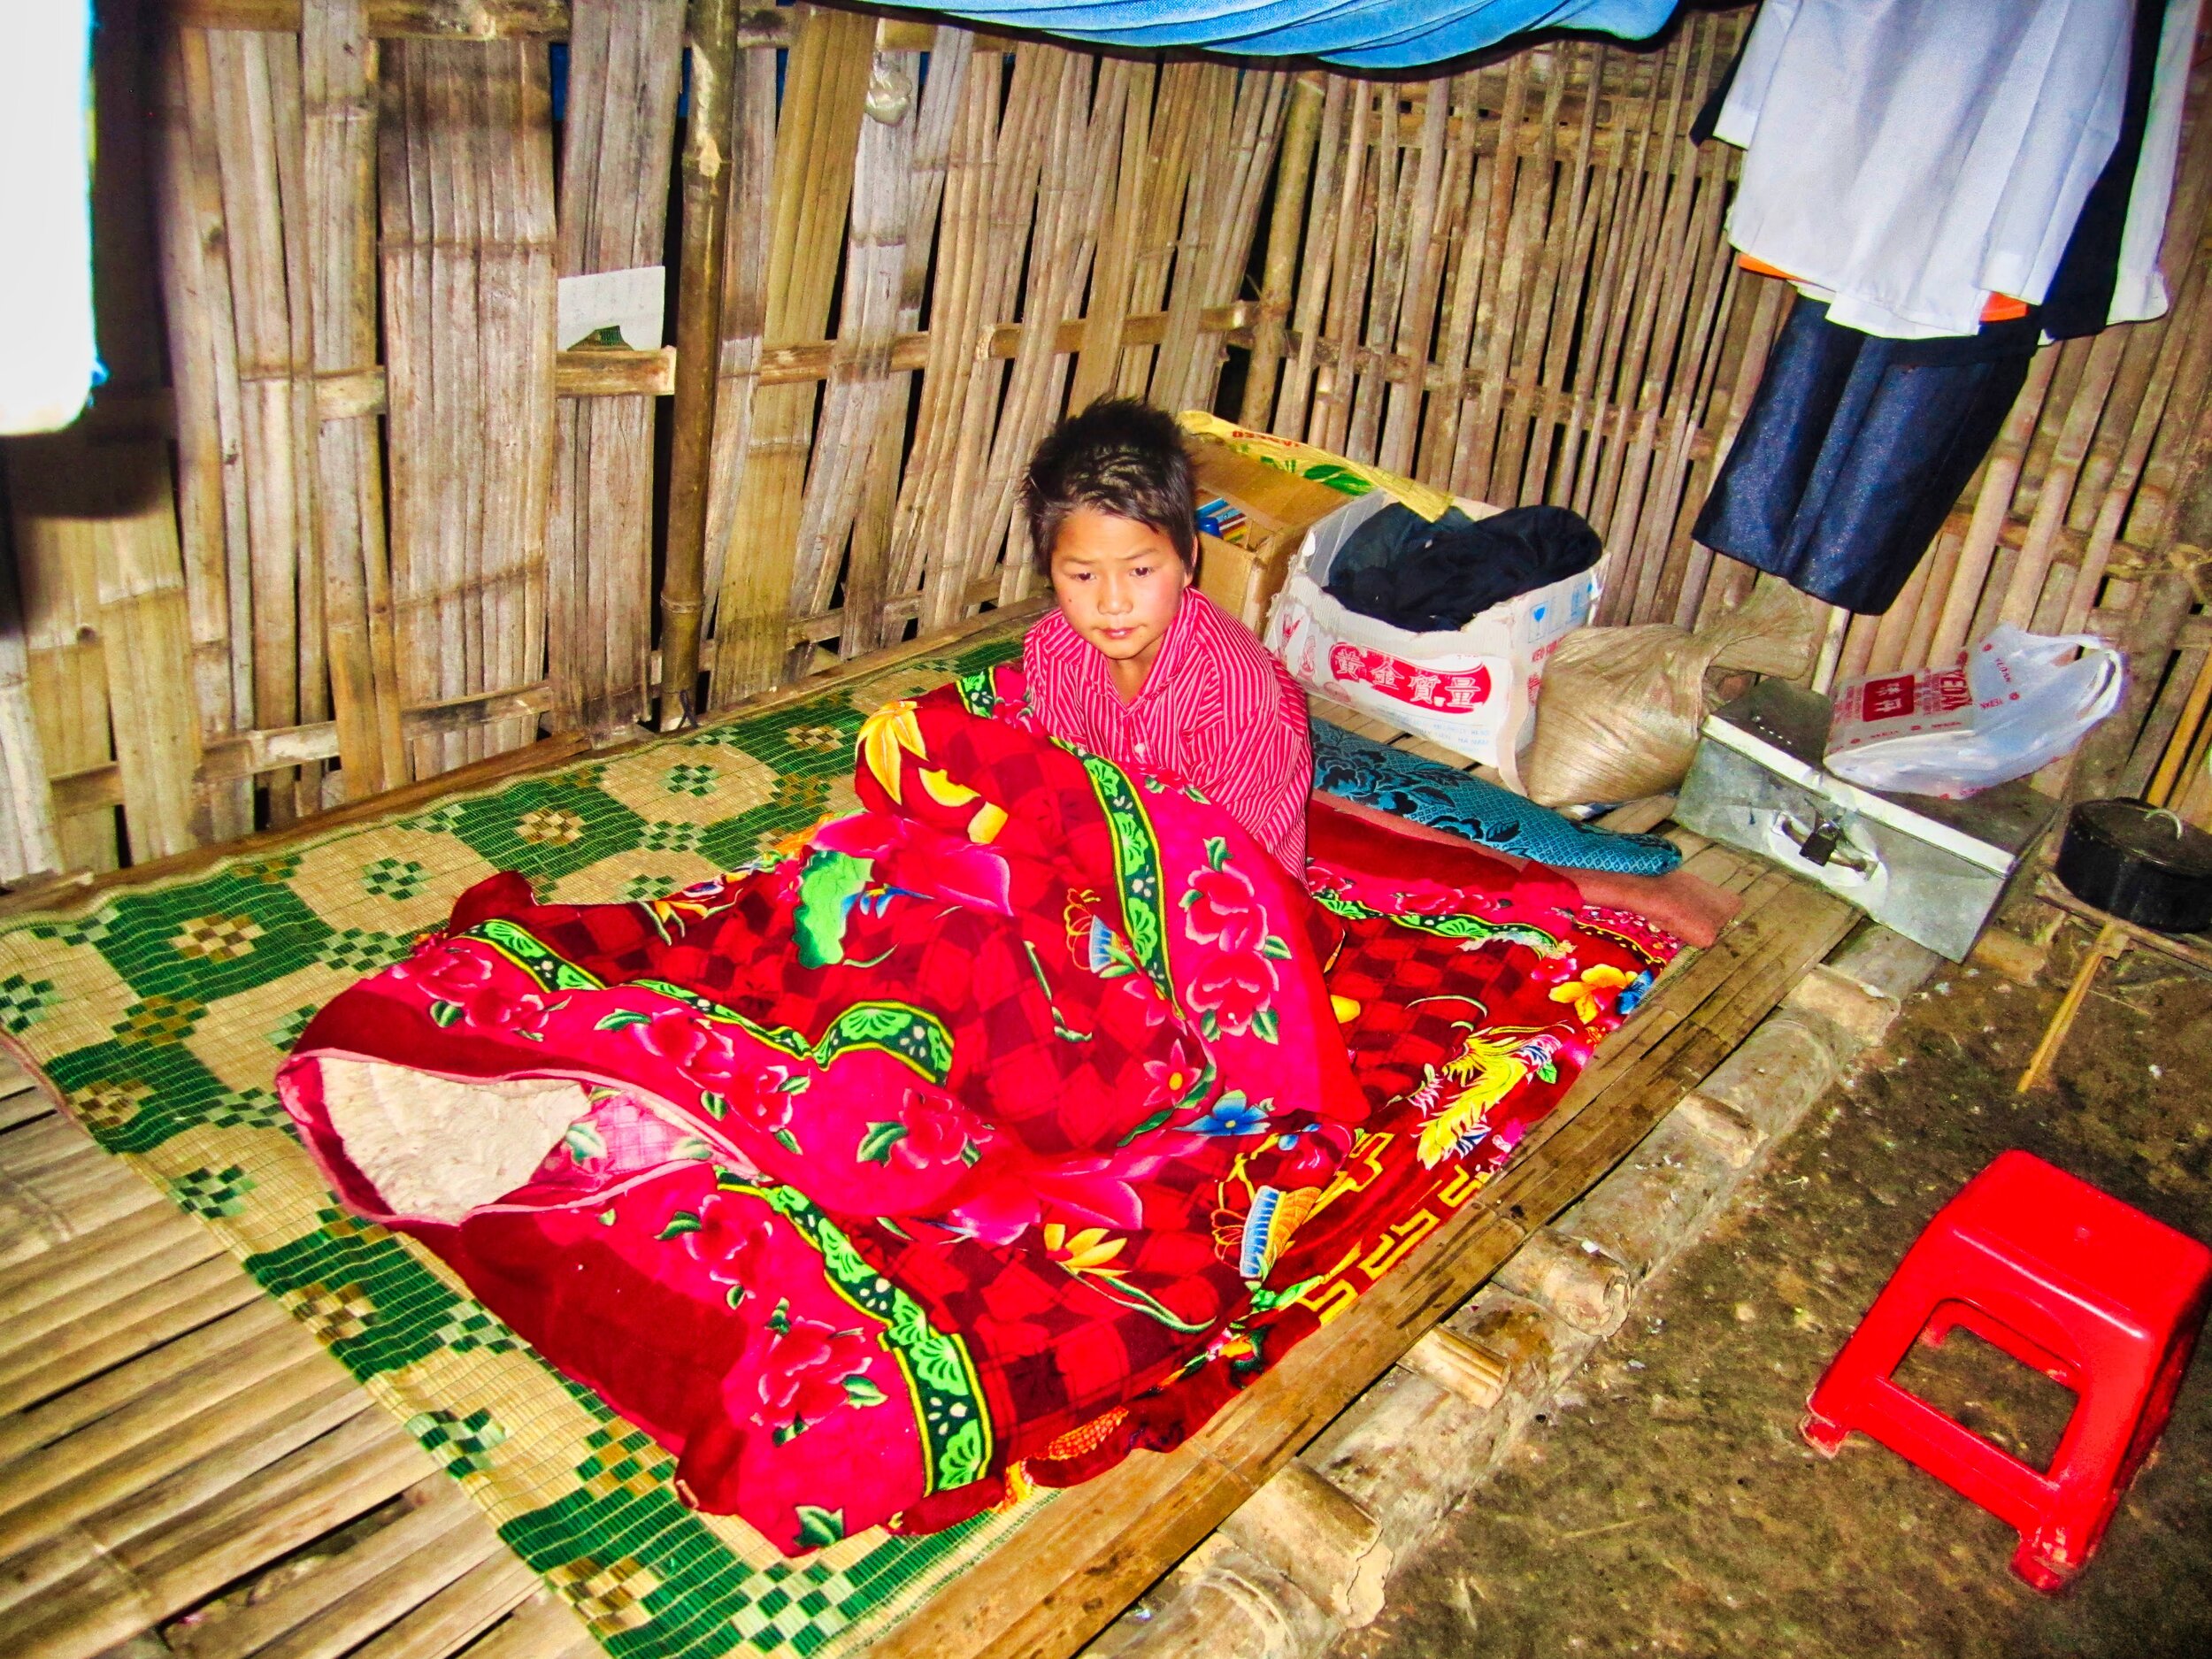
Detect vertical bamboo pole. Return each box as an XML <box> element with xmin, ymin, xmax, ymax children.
<box><xmin>1070</xmin><ymin>60</ymin><xmax>1154</xmax><ymax>412</ymax></box>
<box><xmin>1116</xmin><ymin>64</ymin><xmax>1200</xmax><ymax>400</ymax></box>
<box><xmin>708</xmin><ymin>4</ymin><xmax>874</xmax><ymax>709</ymax></box>
<box><xmin>2060</xmin><ymin>89</ymin><xmax>2212</xmax><ymax>633</ymax></box>
<box><xmin>1152</xmin><ymin>65</ymin><xmax>1274</xmax><ymax>418</ymax></box>
<box><xmin>151</xmin><ymin>25</ymin><xmax>254</xmax><ymax>842</ymax></box>
<box><xmin>696</xmin><ymin>39</ymin><xmax>777</xmax><ymax>647</ymax></box>
<box><xmin>1586</xmin><ymin>19</ymin><xmax>1709</xmax><ymax>610</ymax></box>
<box><xmin>657</xmin><ymin>0</ymin><xmax>741</xmax><ymax>726</ymax></box>
<box><xmin>1863</xmin><ymin>531</ymin><xmax>1940</xmax><ymax>673</ymax></box>
<box><xmin>1924</xmin><ymin>348</ymin><xmax>2061</xmax><ymax>666</ymax></box>
<box><xmin>923</xmin><ymin>46</ymin><xmax>1048</xmax><ymax>629</ymax></box>
<box><xmin>841</xmin><ymin>25</ymin><xmax>973</xmax><ymax>657</ymax></box>
<box><xmin>1241</xmin><ymin>74</ymin><xmax>1325</xmax><ymax>431</ymax></box>
<box><xmin>1453</xmin><ymin>55</ymin><xmax>1535</xmax><ymax>499</ymax></box>
<box><xmin>955</xmin><ymin>49</ymin><xmax>1104</xmax><ymax>601</ymax></box>
<box><xmin>1343</xmin><ymin>81</ymin><xmax>1407</xmax><ymax>464</ymax></box>
<box><xmin>1522</xmin><ymin>49</ymin><xmax>1628</xmax><ymax>511</ymax></box>
<box><xmin>2063</xmin><ymin>267</ymin><xmax>2210</xmax><ymax>632</ymax></box>
<box><xmin>1308</xmin><ymin>82</ymin><xmax>1376</xmax><ymax>457</ymax></box>
<box><xmin>1413</xmin><ymin>70</ymin><xmax>1488</xmax><ymax>485</ymax></box>
<box><xmin>0</xmin><ymin>538</ymin><xmax>60</xmax><ymax>881</ymax></box>
<box><xmin>994</xmin><ymin>58</ymin><xmax>1139</xmax><ymax>605</ymax></box>
<box><xmin>789</xmin><ymin>37</ymin><xmax>921</xmax><ymax>637</ymax></box>
<box><xmin>380</xmin><ymin>38</ymin><xmax>557</xmax><ymax>774</ymax></box>
<box><xmin>1272</xmin><ymin>76</ymin><xmax>1347</xmax><ymax>442</ymax></box>
<box><xmin>207</xmin><ymin>28</ymin><xmax>309</xmax><ymax>819</ymax></box>
<box><xmin>302</xmin><ymin>0</ymin><xmax>407</xmax><ymax>801</ymax></box>
<box><xmin>1998</xmin><ymin>330</ymin><xmax>2127</xmax><ymax>628</ymax></box>
<box><xmin>1617</xmin><ymin>138</ymin><xmax>1732</xmax><ymax>621</ymax></box>
<box><xmin>1675</xmin><ymin>276</ymin><xmax>1786</xmax><ymax>627</ymax></box>
<box><xmin>1555</xmin><ymin>46</ymin><xmax>1665</xmax><ymax>518</ymax></box>
<box><xmin>269</xmin><ymin>41</ymin><xmax>328</xmax><ymax>813</ymax></box>
<box><xmin>550</xmin><ymin>0</ymin><xmax>683</xmax><ymax>737</ymax></box>
<box><xmin>1647</xmin><ymin>251</ymin><xmax>1747</xmax><ymax>623</ymax></box>
<box><xmin>1489</xmin><ymin>47</ymin><xmax>1581</xmax><ymax>502</ymax></box>
<box><xmin>887</xmin><ymin>43</ymin><xmax>1002</xmax><ymax>622</ymax></box>
<box><xmin>1190</xmin><ymin>71</ymin><xmax>1291</xmax><ymax>416</ymax></box>
<box><xmin>1374</xmin><ymin>78</ymin><xmax>1453</xmax><ymax>475</ymax></box>
<box><xmin>1416</xmin><ymin>71</ymin><xmax>1495</xmax><ymax>486</ymax></box>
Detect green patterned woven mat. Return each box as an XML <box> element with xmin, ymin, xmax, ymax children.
<box><xmin>0</xmin><ymin>627</ymin><xmax>1051</xmax><ymax>1659</ymax></box>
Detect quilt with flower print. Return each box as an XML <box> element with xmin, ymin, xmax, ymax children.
<box><xmin>277</xmin><ymin>662</ymin><xmax>1676</xmax><ymax>1559</ymax></box>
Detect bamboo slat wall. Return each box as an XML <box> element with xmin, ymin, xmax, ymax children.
<box><xmin>4</xmin><ymin>0</ymin><xmax>2210</xmax><ymax>881</ymax></box>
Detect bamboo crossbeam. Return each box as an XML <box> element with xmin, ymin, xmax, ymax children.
<box><xmin>173</xmin><ymin>0</ymin><xmax>807</xmax><ymax>45</ymax></box>
<box><xmin>316</xmin><ymin>306</ymin><xmax>1253</xmax><ymax>422</ymax></box>
<box><xmin>47</xmin><ymin>680</ymin><xmax>560</xmax><ymax>807</ymax></box>
<box><xmin>177</xmin><ymin>0</ymin><xmax>575</xmax><ymax>30</ymax></box>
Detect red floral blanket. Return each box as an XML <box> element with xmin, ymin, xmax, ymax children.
<box><xmin>278</xmin><ymin>665</ymin><xmax>1674</xmax><ymax>1555</ymax></box>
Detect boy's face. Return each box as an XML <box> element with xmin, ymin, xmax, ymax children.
<box><xmin>1048</xmin><ymin>506</ymin><xmax>1191</xmax><ymax>695</ymax></box>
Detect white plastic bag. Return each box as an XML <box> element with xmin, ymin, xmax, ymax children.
<box><xmin>1824</xmin><ymin>626</ymin><xmax>2124</xmax><ymax>798</ymax></box>
<box><xmin>1266</xmin><ymin>488</ymin><xmax>1598</xmax><ymax>789</ymax></box>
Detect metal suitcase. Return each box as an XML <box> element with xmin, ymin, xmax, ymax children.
<box><xmin>1674</xmin><ymin>680</ymin><xmax>2056</xmax><ymax>961</ymax></box>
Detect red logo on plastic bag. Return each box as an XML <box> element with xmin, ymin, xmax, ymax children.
<box><xmin>1328</xmin><ymin>642</ymin><xmax>1493</xmax><ymax>711</ymax></box>
<box><xmin>1858</xmin><ymin>673</ymin><xmax>1916</xmax><ymax>721</ymax></box>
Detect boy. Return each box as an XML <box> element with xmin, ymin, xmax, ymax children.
<box><xmin>1020</xmin><ymin>398</ymin><xmax>1312</xmax><ymax>873</ymax></box>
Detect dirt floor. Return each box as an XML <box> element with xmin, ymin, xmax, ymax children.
<box><xmin>1337</xmin><ymin>922</ymin><xmax>2212</xmax><ymax>1659</ymax></box>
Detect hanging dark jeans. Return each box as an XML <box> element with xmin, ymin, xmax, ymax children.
<box><xmin>1693</xmin><ymin>300</ymin><xmax>2034</xmax><ymax>615</ymax></box>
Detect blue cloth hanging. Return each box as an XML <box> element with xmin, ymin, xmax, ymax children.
<box><xmin>884</xmin><ymin>0</ymin><xmax>1678</xmax><ymax>69</ymax></box>
<box><xmin>1310</xmin><ymin>720</ymin><xmax>1683</xmax><ymax>874</ymax></box>
<box><xmin>1692</xmin><ymin>299</ymin><xmax>2035</xmax><ymax>617</ymax></box>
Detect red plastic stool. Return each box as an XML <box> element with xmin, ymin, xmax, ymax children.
<box><xmin>1801</xmin><ymin>1149</ymin><xmax>2212</xmax><ymax>1591</ymax></box>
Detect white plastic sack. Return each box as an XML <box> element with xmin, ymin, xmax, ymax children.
<box><xmin>1824</xmin><ymin>626</ymin><xmax>2124</xmax><ymax>798</ymax></box>
<box><xmin>1265</xmin><ymin>488</ymin><xmax>1598</xmax><ymax>789</ymax></box>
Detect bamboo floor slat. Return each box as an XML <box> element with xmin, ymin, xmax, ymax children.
<box><xmin>0</xmin><ymin>1050</ymin><xmax>595</xmax><ymax>1659</ymax></box>
<box><xmin>0</xmin><ymin>628</ymin><xmax>1851</xmax><ymax>1659</ymax></box>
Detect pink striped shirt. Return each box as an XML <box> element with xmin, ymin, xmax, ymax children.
<box><xmin>1023</xmin><ymin>591</ymin><xmax>1311</xmax><ymax>872</ymax></box>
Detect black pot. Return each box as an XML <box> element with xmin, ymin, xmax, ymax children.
<box><xmin>2055</xmin><ymin>798</ymin><xmax>2212</xmax><ymax>935</ymax></box>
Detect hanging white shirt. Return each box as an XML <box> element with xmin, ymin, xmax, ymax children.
<box><xmin>2109</xmin><ymin>0</ymin><xmax>2201</xmax><ymax>322</ymax></box>
<box><xmin>1713</xmin><ymin>0</ymin><xmax>2150</xmax><ymax>340</ymax></box>
<box><xmin>0</xmin><ymin>2</ymin><xmax>97</xmax><ymax>434</ymax></box>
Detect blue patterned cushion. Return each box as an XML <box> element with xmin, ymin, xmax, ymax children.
<box><xmin>1310</xmin><ymin>719</ymin><xmax>1681</xmax><ymax>875</ymax></box>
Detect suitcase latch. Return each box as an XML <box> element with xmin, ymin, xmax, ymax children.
<box><xmin>1781</xmin><ymin>812</ymin><xmax>1873</xmax><ymax>873</ymax></box>
<box><xmin>1798</xmin><ymin>818</ymin><xmax>1844</xmax><ymax>866</ymax></box>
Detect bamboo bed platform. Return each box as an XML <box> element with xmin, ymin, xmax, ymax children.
<box><xmin>0</xmin><ymin>611</ymin><xmax>1855</xmax><ymax>1659</ymax></box>
<box><xmin>0</xmin><ymin>4</ymin><xmax>2204</xmax><ymax>1653</ymax></box>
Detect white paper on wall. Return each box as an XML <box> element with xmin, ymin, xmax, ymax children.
<box><xmin>555</xmin><ymin>266</ymin><xmax>668</xmax><ymax>351</ymax></box>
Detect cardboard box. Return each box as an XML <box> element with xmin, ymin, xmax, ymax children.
<box><xmin>1188</xmin><ymin>435</ymin><xmax>1351</xmax><ymax>631</ymax></box>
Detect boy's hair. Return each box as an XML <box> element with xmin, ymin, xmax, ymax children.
<box><xmin>1021</xmin><ymin>398</ymin><xmax>1196</xmax><ymax>571</ymax></box>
